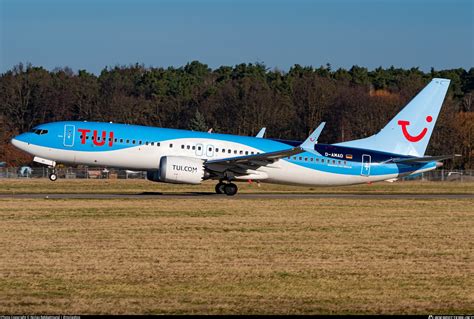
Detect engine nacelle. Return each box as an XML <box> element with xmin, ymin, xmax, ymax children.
<box><xmin>147</xmin><ymin>156</ymin><xmax>207</xmax><ymax>184</ymax></box>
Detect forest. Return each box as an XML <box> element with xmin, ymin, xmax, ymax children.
<box><xmin>0</xmin><ymin>61</ymin><xmax>473</xmax><ymax>168</ymax></box>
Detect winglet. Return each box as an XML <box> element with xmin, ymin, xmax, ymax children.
<box><xmin>256</xmin><ymin>127</ymin><xmax>266</xmax><ymax>138</ymax></box>
<box><xmin>300</xmin><ymin>122</ymin><xmax>325</xmax><ymax>149</ymax></box>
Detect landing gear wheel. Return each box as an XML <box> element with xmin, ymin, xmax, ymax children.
<box><xmin>224</xmin><ymin>183</ymin><xmax>238</xmax><ymax>196</ymax></box>
<box><xmin>49</xmin><ymin>173</ymin><xmax>58</xmax><ymax>182</ymax></box>
<box><xmin>215</xmin><ymin>182</ymin><xmax>226</xmax><ymax>194</ymax></box>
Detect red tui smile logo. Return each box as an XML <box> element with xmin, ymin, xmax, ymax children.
<box><xmin>397</xmin><ymin>116</ymin><xmax>432</xmax><ymax>142</ymax></box>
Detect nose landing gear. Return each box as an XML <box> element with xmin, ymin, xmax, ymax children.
<box><xmin>49</xmin><ymin>168</ymin><xmax>57</xmax><ymax>181</ymax></box>
<box><xmin>215</xmin><ymin>181</ymin><xmax>238</xmax><ymax>196</ymax></box>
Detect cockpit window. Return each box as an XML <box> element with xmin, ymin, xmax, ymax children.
<box><xmin>31</xmin><ymin>129</ymin><xmax>49</xmax><ymax>135</ymax></box>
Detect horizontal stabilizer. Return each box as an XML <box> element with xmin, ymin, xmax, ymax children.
<box><xmin>387</xmin><ymin>154</ymin><xmax>461</xmax><ymax>164</ymax></box>
<box><xmin>301</xmin><ymin>122</ymin><xmax>325</xmax><ymax>149</ymax></box>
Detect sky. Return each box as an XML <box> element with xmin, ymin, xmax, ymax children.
<box><xmin>0</xmin><ymin>0</ymin><xmax>473</xmax><ymax>74</ymax></box>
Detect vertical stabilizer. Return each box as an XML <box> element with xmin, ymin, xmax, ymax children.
<box><xmin>336</xmin><ymin>78</ymin><xmax>450</xmax><ymax>156</ymax></box>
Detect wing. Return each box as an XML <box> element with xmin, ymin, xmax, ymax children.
<box><xmin>205</xmin><ymin>122</ymin><xmax>325</xmax><ymax>178</ymax></box>
<box><xmin>205</xmin><ymin>147</ymin><xmax>303</xmax><ymax>174</ymax></box>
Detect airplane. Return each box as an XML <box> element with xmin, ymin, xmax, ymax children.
<box><xmin>11</xmin><ymin>78</ymin><xmax>457</xmax><ymax>196</ymax></box>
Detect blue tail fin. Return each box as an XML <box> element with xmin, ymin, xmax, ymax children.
<box><xmin>336</xmin><ymin>78</ymin><xmax>450</xmax><ymax>156</ymax></box>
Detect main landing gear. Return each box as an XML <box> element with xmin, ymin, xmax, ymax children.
<box><xmin>215</xmin><ymin>181</ymin><xmax>238</xmax><ymax>196</ymax></box>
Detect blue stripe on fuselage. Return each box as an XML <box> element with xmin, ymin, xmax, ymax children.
<box><xmin>18</xmin><ymin>121</ymin><xmax>292</xmax><ymax>153</ymax></box>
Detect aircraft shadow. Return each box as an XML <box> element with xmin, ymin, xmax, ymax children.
<box><xmin>137</xmin><ymin>192</ymin><xmax>217</xmax><ymax>196</ymax></box>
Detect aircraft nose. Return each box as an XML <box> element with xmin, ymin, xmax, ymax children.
<box><xmin>11</xmin><ymin>134</ymin><xmax>29</xmax><ymax>151</ymax></box>
<box><xmin>11</xmin><ymin>137</ymin><xmax>20</xmax><ymax>148</ymax></box>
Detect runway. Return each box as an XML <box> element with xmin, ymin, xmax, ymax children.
<box><xmin>1</xmin><ymin>192</ymin><xmax>472</xmax><ymax>199</ymax></box>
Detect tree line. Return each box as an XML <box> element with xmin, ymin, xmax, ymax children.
<box><xmin>1</xmin><ymin>62</ymin><xmax>473</xmax><ymax>168</ymax></box>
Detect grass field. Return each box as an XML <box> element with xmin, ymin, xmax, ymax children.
<box><xmin>0</xmin><ymin>180</ymin><xmax>473</xmax><ymax>314</ymax></box>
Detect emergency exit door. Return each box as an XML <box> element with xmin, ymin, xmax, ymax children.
<box><xmin>361</xmin><ymin>154</ymin><xmax>371</xmax><ymax>176</ymax></box>
<box><xmin>63</xmin><ymin>125</ymin><xmax>75</xmax><ymax>147</ymax></box>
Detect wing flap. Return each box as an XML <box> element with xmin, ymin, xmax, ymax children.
<box><xmin>207</xmin><ymin>147</ymin><xmax>302</xmax><ymax>165</ymax></box>
<box><xmin>205</xmin><ymin>147</ymin><xmax>303</xmax><ymax>175</ymax></box>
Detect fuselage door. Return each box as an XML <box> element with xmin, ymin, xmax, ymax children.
<box><xmin>63</xmin><ymin>124</ymin><xmax>75</xmax><ymax>147</ymax></box>
<box><xmin>195</xmin><ymin>143</ymin><xmax>204</xmax><ymax>156</ymax></box>
<box><xmin>206</xmin><ymin>144</ymin><xmax>214</xmax><ymax>158</ymax></box>
<box><xmin>361</xmin><ymin>154</ymin><xmax>371</xmax><ymax>176</ymax></box>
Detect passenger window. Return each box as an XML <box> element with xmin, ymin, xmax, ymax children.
<box><xmin>215</xmin><ymin>148</ymin><xmax>219</xmax><ymax>152</ymax></box>
<box><xmin>239</xmin><ymin>150</ymin><xmax>243</xmax><ymax>155</ymax></box>
<box><xmin>245</xmin><ymin>151</ymin><xmax>248</xmax><ymax>155</ymax></box>
<box><xmin>251</xmin><ymin>152</ymin><xmax>254</xmax><ymax>155</ymax></box>
<box><xmin>228</xmin><ymin>149</ymin><xmax>231</xmax><ymax>154</ymax></box>
<box><xmin>157</xmin><ymin>142</ymin><xmax>160</xmax><ymax>147</ymax></box>
<box><xmin>120</xmin><ymin>138</ymin><xmax>123</xmax><ymax>143</ymax></box>
<box><xmin>139</xmin><ymin>141</ymin><xmax>142</xmax><ymax>145</ymax></box>
<box><xmin>170</xmin><ymin>144</ymin><xmax>173</xmax><ymax>148</ymax></box>
<box><xmin>234</xmin><ymin>150</ymin><xmax>237</xmax><ymax>154</ymax></box>
<box><xmin>293</xmin><ymin>156</ymin><xmax>296</xmax><ymax>160</ymax></box>
<box><xmin>145</xmin><ymin>142</ymin><xmax>149</xmax><ymax>145</ymax></box>
<box><xmin>181</xmin><ymin>145</ymin><xmax>185</xmax><ymax>149</ymax></box>
<box><xmin>321</xmin><ymin>159</ymin><xmax>325</xmax><ymax>163</ymax></box>
<box><xmin>192</xmin><ymin>146</ymin><xmax>196</xmax><ymax>150</ymax></box>
<box><xmin>126</xmin><ymin>139</ymin><xmax>130</xmax><ymax>144</ymax></box>
<box><xmin>187</xmin><ymin>145</ymin><xmax>190</xmax><ymax>150</ymax></box>
<box><xmin>332</xmin><ymin>160</ymin><xmax>335</xmax><ymax>164</ymax></box>
<box><xmin>310</xmin><ymin>158</ymin><xmax>313</xmax><ymax>162</ymax></box>
<box><xmin>299</xmin><ymin>157</ymin><xmax>302</xmax><ymax>161</ymax></box>
<box><xmin>132</xmin><ymin>140</ymin><xmax>136</xmax><ymax>144</ymax></box>
<box><xmin>304</xmin><ymin>157</ymin><xmax>308</xmax><ymax>161</ymax></box>
<box><xmin>151</xmin><ymin>142</ymin><xmax>154</xmax><ymax>146</ymax></box>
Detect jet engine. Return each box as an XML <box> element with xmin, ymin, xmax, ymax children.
<box><xmin>147</xmin><ymin>156</ymin><xmax>208</xmax><ymax>184</ymax></box>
